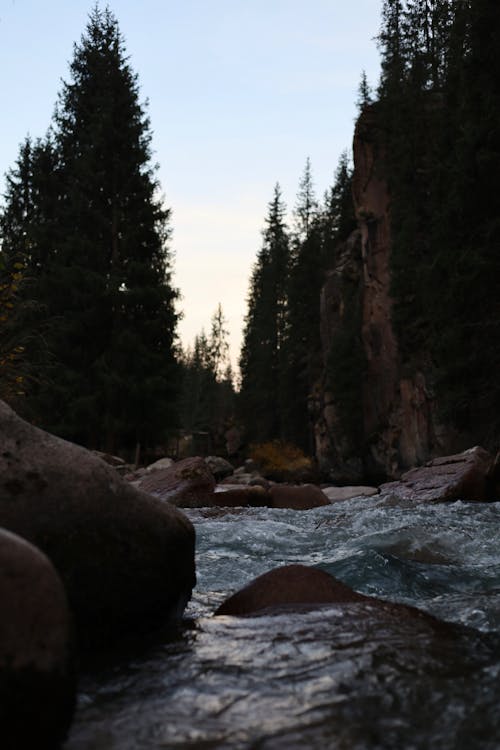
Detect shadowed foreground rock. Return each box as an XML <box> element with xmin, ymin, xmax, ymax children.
<box><xmin>0</xmin><ymin>529</ymin><xmax>76</xmax><ymax>750</ymax></box>
<box><xmin>215</xmin><ymin>564</ymin><xmax>452</xmax><ymax>634</ymax></box>
<box><xmin>0</xmin><ymin>400</ymin><xmax>196</xmax><ymax>649</ymax></box>
<box><xmin>379</xmin><ymin>446</ymin><xmax>496</xmax><ymax>503</ymax></box>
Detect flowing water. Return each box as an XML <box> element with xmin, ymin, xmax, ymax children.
<box><xmin>65</xmin><ymin>496</ymin><xmax>500</xmax><ymax>749</ymax></box>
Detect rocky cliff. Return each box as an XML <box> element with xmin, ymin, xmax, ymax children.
<box><xmin>314</xmin><ymin>105</ymin><xmax>451</xmax><ymax>481</ymax></box>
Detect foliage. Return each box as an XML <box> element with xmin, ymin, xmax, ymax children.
<box><xmin>249</xmin><ymin>440</ymin><xmax>312</xmax><ymax>481</ymax></box>
<box><xmin>0</xmin><ymin>7</ymin><xmax>179</xmax><ymax>452</ymax></box>
<box><xmin>376</xmin><ymin>0</ymin><xmax>500</xmax><ymax>444</ymax></box>
<box><xmin>178</xmin><ymin>305</ymin><xmax>235</xmax><ymax>451</ymax></box>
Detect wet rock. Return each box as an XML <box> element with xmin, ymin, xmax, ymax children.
<box><xmin>322</xmin><ymin>485</ymin><xmax>379</xmax><ymax>502</ymax></box>
<box><xmin>0</xmin><ymin>529</ymin><xmax>76</xmax><ymax>750</ymax></box>
<box><xmin>215</xmin><ymin>564</ymin><xmax>454</xmax><ymax>635</ymax></box>
<box><xmin>269</xmin><ymin>483</ymin><xmax>329</xmax><ymax>510</ymax></box>
<box><xmin>0</xmin><ymin>400</ymin><xmax>196</xmax><ymax>648</ymax></box>
<box><xmin>204</xmin><ymin>455</ymin><xmax>234</xmax><ymax>480</ymax></box>
<box><xmin>215</xmin><ymin>565</ymin><xmax>367</xmax><ymax>615</ymax></box>
<box><xmin>144</xmin><ymin>456</ymin><xmax>175</xmax><ymax>473</ymax></box>
<box><xmin>379</xmin><ymin>446</ymin><xmax>495</xmax><ymax>503</ymax></box>
<box><xmin>137</xmin><ymin>456</ymin><xmax>215</xmax><ymax>507</ymax></box>
<box><xmin>219</xmin><ymin>471</ymin><xmax>269</xmax><ymax>488</ymax></box>
<box><xmin>213</xmin><ymin>485</ymin><xmax>270</xmax><ymax>507</ymax></box>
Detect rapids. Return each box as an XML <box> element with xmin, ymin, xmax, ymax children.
<box><xmin>65</xmin><ymin>496</ymin><xmax>500</xmax><ymax>749</ymax></box>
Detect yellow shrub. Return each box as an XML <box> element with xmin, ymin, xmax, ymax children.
<box><xmin>249</xmin><ymin>441</ymin><xmax>312</xmax><ymax>480</ymax></box>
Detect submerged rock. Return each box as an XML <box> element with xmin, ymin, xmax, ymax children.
<box><xmin>0</xmin><ymin>529</ymin><xmax>76</xmax><ymax>750</ymax></box>
<box><xmin>215</xmin><ymin>564</ymin><xmax>453</xmax><ymax>634</ymax></box>
<box><xmin>0</xmin><ymin>400</ymin><xmax>196</xmax><ymax>649</ymax></box>
<box><xmin>137</xmin><ymin>456</ymin><xmax>216</xmax><ymax>507</ymax></box>
<box><xmin>379</xmin><ymin>446</ymin><xmax>496</xmax><ymax>503</ymax></box>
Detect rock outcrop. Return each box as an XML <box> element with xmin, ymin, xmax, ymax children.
<box><xmin>379</xmin><ymin>446</ymin><xmax>497</xmax><ymax>503</ymax></box>
<box><xmin>0</xmin><ymin>529</ymin><xmax>76</xmax><ymax>750</ymax></box>
<box><xmin>314</xmin><ymin>103</ymin><xmax>450</xmax><ymax>481</ymax></box>
<box><xmin>0</xmin><ymin>400</ymin><xmax>196</xmax><ymax>648</ymax></box>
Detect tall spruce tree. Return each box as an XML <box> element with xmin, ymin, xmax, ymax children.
<box><xmin>239</xmin><ymin>184</ymin><xmax>290</xmax><ymax>442</ymax></box>
<box><xmin>281</xmin><ymin>160</ymin><xmax>324</xmax><ymax>452</ymax></box>
<box><xmin>0</xmin><ymin>6</ymin><xmax>179</xmax><ymax>453</ymax></box>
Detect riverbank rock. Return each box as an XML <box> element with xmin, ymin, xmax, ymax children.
<box><xmin>136</xmin><ymin>456</ymin><xmax>216</xmax><ymax>507</ymax></box>
<box><xmin>269</xmin><ymin>483</ymin><xmax>329</xmax><ymax>510</ymax></box>
<box><xmin>213</xmin><ymin>485</ymin><xmax>270</xmax><ymax>507</ymax></box>
<box><xmin>145</xmin><ymin>456</ymin><xmax>175</xmax><ymax>472</ymax></box>
<box><xmin>322</xmin><ymin>485</ymin><xmax>379</xmax><ymax>502</ymax></box>
<box><xmin>204</xmin><ymin>455</ymin><xmax>234</xmax><ymax>480</ymax></box>
<box><xmin>0</xmin><ymin>529</ymin><xmax>76</xmax><ymax>750</ymax></box>
<box><xmin>379</xmin><ymin>446</ymin><xmax>496</xmax><ymax>503</ymax></box>
<box><xmin>0</xmin><ymin>400</ymin><xmax>196</xmax><ymax>649</ymax></box>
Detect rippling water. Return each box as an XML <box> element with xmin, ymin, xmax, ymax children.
<box><xmin>65</xmin><ymin>497</ymin><xmax>500</xmax><ymax>749</ymax></box>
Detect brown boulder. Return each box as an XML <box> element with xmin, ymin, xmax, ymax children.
<box><xmin>0</xmin><ymin>529</ymin><xmax>76</xmax><ymax>750</ymax></box>
<box><xmin>212</xmin><ymin>485</ymin><xmax>270</xmax><ymax>508</ymax></box>
<box><xmin>215</xmin><ymin>565</ymin><xmax>367</xmax><ymax>616</ymax></box>
<box><xmin>137</xmin><ymin>456</ymin><xmax>216</xmax><ymax>507</ymax></box>
<box><xmin>0</xmin><ymin>400</ymin><xmax>196</xmax><ymax>648</ymax></box>
<box><xmin>379</xmin><ymin>446</ymin><xmax>495</xmax><ymax>503</ymax></box>
<box><xmin>269</xmin><ymin>483</ymin><xmax>329</xmax><ymax>510</ymax></box>
<box><xmin>215</xmin><ymin>564</ymin><xmax>452</xmax><ymax>636</ymax></box>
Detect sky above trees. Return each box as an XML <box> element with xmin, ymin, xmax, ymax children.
<box><xmin>0</xmin><ymin>1</ymin><xmax>381</xmax><ymax>367</ymax></box>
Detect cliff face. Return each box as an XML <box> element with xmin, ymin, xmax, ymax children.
<box><xmin>315</xmin><ymin>105</ymin><xmax>447</xmax><ymax>481</ymax></box>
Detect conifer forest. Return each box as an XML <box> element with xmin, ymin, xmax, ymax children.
<box><xmin>1</xmin><ymin>1</ymin><xmax>499</xmax><ymax>477</ymax></box>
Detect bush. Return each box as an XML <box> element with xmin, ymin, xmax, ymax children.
<box><xmin>249</xmin><ymin>441</ymin><xmax>313</xmax><ymax>482</ymax></box>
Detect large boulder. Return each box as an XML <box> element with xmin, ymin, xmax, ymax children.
<box><xmin>136</xmin><ymin>456</ymin><xmax>216</xmax><ymax>507</ymax></box>
<box><xmin>269</xmin><ymin>483</ymin><xmax>329</xmax><ymax>510</ymax></box>
<box><xmin>0</xmin><ymin>401</ymin><xmax>196</xmax><ymax>648</ymax></box>
<box><xmin>379</xmin><ymin>446</ymin><xmax>496</xmax><ymax>503</ymax></box>
<box><xmin>215</xmin><ymin>564</ymin><xmax>452</xmax><ymax>635</ymax></box>
<box><xmin>212</xmin><ymin>485</ymin><xmax>270</xmax><ymax>508</ymax></box>
<box><xmin>0</xmin><ymin>529</ymin><xmax>76</xmax><ymax>750</ymax></box>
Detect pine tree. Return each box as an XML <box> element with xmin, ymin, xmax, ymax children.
<box><xmin>239</xmin><ymin>184</ymin><xmax>290</xmax><ymax>442</ymax></box>
<box><xmin>281</xmin><ymin>161</ymin><xmax>324</xmax><ymax>451</ymax></box>
<box><xmin>0</xmin><ymin>6</ymin><xmax>179</xmax><ymax>453</ymax></box>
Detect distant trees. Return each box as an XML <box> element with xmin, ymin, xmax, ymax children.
<box><xmin>239</xmin><ymin>184</ymin><xmax>290</xmax><ymax>442</ymax></box>
<box><xmin>0</xmin><ymin>7</ymin><xmax>179</xmax><ymax>454</ymax></box>
<box><xmin>239</xmin><ymin>156</ymin><xmax>355</xmax><ymax>451</ymax></box>
<box><xmin>179</xmin><ymin>304</ymin><xmax>235</xmax><ymax>450</ymax></box>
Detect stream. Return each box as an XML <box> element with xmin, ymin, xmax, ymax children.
<box><xmin>65</xmin><ymin>496</ymin><xmax>500</xmax><ymax>749</ymax></box>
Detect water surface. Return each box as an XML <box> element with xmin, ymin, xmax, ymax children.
<box><xmin>66</xmin><ymin>497</ymin><xmax>500</xmax><ymax>749</ymax></box>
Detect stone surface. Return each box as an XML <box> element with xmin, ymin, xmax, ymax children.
<box><xmin>313</xmin><ymin>104</ymin><xmax>449</xmax><ymax>481</ymax></box>
<box><xmin>204</xmin><ymin>455</ymin><xmax>234</xmax><ymax>480</ymax></box>
<box><xmin>219</xmin><ymin>471</ymin><xmax>269</xmax><ymax>488</ymax></box>
<box><xmin>145</xmin><ymin>456</ymin><xmax>175</xmax><ymax>473</ymax></box>
<box><xmin>215</xmin><ymin>565</ymin><xmax>451</xmax><ymax>632</ymax></box>
<box><xmin>137</xmin><ymin>456</ymin><xmax>216</xmax><ymax>507</ymax></box>
<box><xmin>269</xmin><ymin>484</ymin><xmax>329</xmax><ymax>510</ymax></box>
<box><xmin>0</xmin><ymin>400</ymin><xmax>196</xmax><ymax>648</ymax></box>
<box><xmin>0</xmin><ymin>528</ymin><xmax>76</xmax><ymax>750</ymax></box>
<box><xmin>212</xmin><ymin>485</ymin><xmax>270</xmax><ymax>508</ymax></box>
<box><xmin>322</xmin><ymin>485</ymin><xmax>379</xmax><ymax>502</ymax></box>
<box><xmin>379</xmin><ymin>446</ymin><xmax>495</xmax><ymax>503</ymax></box>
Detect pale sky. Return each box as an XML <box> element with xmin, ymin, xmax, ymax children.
<box><xmin>0</xmin><ymin>1</ymin><xmax>381</xmax><ymax>370</ymax></box>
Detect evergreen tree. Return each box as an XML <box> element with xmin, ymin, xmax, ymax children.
<box><xmin>0</xmin><ymin>6</ymin><xmax>179</xmax><ymax>453</ymax></box>
<box><xmin>281</xmin><ymin>161</ymin><xmax>324</xmax><ymax>451</ymax></box>
<box><xmin>239</xmin><ymin>184</ymin><xmax>290</xmax><ymax>442</ymax></box>
<box><xmin>356</xmin><ymin>70</ymin><xmax>373</xmax><ymax>113</ymax></box>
